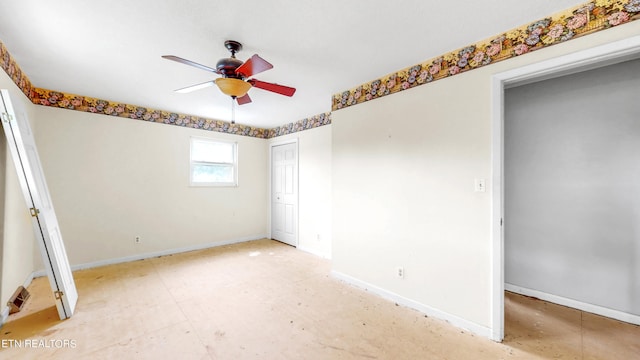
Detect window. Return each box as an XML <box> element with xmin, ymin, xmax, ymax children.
<box><xmin>190</xmin><ymin>137</ymin><xmax>238</xmax><ymax>186</ymax></box>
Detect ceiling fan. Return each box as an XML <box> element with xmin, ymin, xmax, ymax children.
<box><xmin>162</xmin><ymin>40</ymin><xmax>296</xmax><ymax>106</ymax></box>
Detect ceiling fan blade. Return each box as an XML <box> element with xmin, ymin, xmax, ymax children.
<box><xmin>174</xmin><ymin>80</ymin><xmax>215</xmax><ymax>93</ymax></box>
<box><xmin>236</xmin><ymin>93</ymin><xmax>252</xmax><ymax>105</ymax></box>
<box><xmin>162</xmin><ymin>55</ymin><xmax>218</xmax><ymax>73</ymax></box>
<box><xmin>235</xmin><ymin>54</ymin><xmax>273</xmax><ymax>78</ymax></box>
<box><xmin>248</xmin><ymin>79</ymin><xmax>296</xmax><ymax>97</ymax></box>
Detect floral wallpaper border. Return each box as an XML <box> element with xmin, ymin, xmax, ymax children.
<box><xmin>1</xmin><ymin>40</ymin><xmax>329</xmax><ymax>139</ymax></box>
<box><xmin>31</xmin><ymin>87</ymin><xmax>272</xmax><ymax>138</ymax></box>
<box><xmin>0</xmin><ymin>41</ymin><xmax>35</xmax><ymax>100</ymax></box>
<box><xmin>268</xmin><ymin>112</ymin><xmax>331</xmax><ymax>138</ymax></box>
<box><xmin>332</xmin><ymin>0</ymin><xmax>640</xmax><ymax>111</ymax></box>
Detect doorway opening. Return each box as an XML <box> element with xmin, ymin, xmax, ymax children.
<box><xmin>490</xmin><ymin>35</ymin><xmax>640</xmax><ymax>342</ymax></box>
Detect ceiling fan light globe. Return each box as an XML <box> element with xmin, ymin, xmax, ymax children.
<box><xmin>215</xmin><ymin>78</ymin><xmax>252</xmax><ymax>97</ymax></box>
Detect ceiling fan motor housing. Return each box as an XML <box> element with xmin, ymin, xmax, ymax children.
<box><xmin>216</xmin><ymin>40</ymin><xmax>244</xmax><ymax>78</ymax></box>
<box><xmin>216</xmin><ymin>57</ymin><xmax>244</xmax><ymax>78</ymax></box>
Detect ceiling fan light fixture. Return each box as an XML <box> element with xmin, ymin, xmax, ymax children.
<box><xmin>163</xmin><ymin>40</ymin><xmax>295</xmax><ymax>102</ymax></box>
<box><xmin>215</xmin><ymin>78</ymin><xmax>252</xmax><ymax>97</ymax></box>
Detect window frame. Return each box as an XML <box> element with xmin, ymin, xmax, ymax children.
<box><xmin>189</xmin><ymin>137</ymin><xmax>238</xmax><ymax>187</ymax></box>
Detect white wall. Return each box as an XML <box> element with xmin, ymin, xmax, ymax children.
<box><xmin>268</xmin><ymin>125</ymin><xmax>332</xmax><ymax>258</ymax></box>
<box><xmin>2</xmin><ymin>66</ymin><xmax>330</xmax><ymax>273</ymax></box>
<box><xmin>33</xmin><ymin>106</ymin><xmax>268</xmax><ymax>266</ymax></box>
<box><xmin>332</xmin><ymin>70</ymin><xmax>493</xmax><ymax>330</ymax></box>
<box><xmin>331</xmin><ymin>21</ymin><xmax>640</xmax><ymax>336</ymax></box>
<box><xmin>1</xmin><ymin>153</ymin><xmax>36</xmax><ymax>307</ymax></box>
<box><xmin>504</xmin><ymin>58</ymin><xmax>640</xmax><ymax>316</ymax></box>
<box><xmin>0</xmin><ymin>70</ymin><xmax>36</xmax><ymax>309</ymax></box>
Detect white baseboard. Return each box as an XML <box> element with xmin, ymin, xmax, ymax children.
<box><xmin>331</xmin><ymin>270</ymin><xmax>492</xmax><ymax>339</ymax></box>
<box><xmin>297</xmin><ymin>245</ymin><xmax>331</xmax><ymax>259</ymax></box>
<box><xmin>33</xmin><ymin>234</ymin><xmax>268</xmax><ymax>277</ymax></box>
<box><xmin>0</xmin><ymin>306</ymin><xmax>9</xmax><ymax>327</ymax></box>
<box><xmin>505</xmin><ymin>283</ymin><xmax>640</xmax><ymax>326</ymax></box>
<box><xmin>22</xmin><ymin>272</ymin><xmax>35</xmax><ymax>288</ymax></box>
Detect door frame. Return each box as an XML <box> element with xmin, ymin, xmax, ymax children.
<box><xmin>268</xmin><ymin>138</ymin><xmax>299</xmax><ymax>246</ymax></box>
<box><xmin>490</xmin><ymin>35</ymin><xmax>640</xmax><ymax>342</ymax></box>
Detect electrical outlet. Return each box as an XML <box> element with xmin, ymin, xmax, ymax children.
<box><xmin>135</xmin><ymin>236</ymin><xmax>141</xmax><ymax>244</ymax></box>
<box><xmin>396</xmin><ymin>266</ymin><xmax>404</xmax><ymax>279</ymax></box>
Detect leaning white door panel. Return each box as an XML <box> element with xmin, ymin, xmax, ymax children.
<box><xmin>0</xmin><ymin>89</ymin><xmax>77</xmax><ymax>320</ymax></box>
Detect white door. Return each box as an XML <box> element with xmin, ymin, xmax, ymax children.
<box><xmin>0</xmin><ymin>89</ymin><xmax>78</xmax><ymax>320</ymax></box>
<box><xmin>271</xmin><ymin>142</ymin><xmax>297</xmax><ymax>246</ymax></box>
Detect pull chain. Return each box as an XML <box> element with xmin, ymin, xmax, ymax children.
<box><xmin>231</xmin><ymin>97</ymin><xmax>236</xmax><ymax>124</ymax></box>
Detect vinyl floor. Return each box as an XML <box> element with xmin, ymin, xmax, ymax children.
<box><xmin>1</xmin><ymin>239</ymin><xmax>638</xmax><ymax>359</ymax></box>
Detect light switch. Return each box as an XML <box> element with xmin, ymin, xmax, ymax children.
<box><xmin>474</xmin><ymin>178</ymin><xmax>486</xmax><ymax>192</ymax></box>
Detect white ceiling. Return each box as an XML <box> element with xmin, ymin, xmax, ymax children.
<box><xmin>0</xmin><ymin>0</ymin><xmax>587</xmax><ymax>128</ymax></box>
